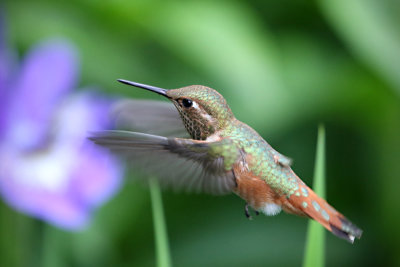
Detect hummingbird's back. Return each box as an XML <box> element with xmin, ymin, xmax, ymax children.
<box><xmin>223</xmin><ymin>120</ymin><xmax>298</xmax><ymax>196</ymax></box>
<box><xmin>225</xmin><ymin>120</ymin><xmax>362</xmax><ymax>242</ymax></box>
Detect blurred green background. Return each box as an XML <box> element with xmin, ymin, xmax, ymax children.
<box><xmin>1</xmin><ymin>0</ymin><xmax>400</xmax><ymax>266</ymax></box>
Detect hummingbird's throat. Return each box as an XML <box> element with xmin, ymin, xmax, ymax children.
<box><xmin>177</xmin><ymin>108</ymin><xmax>216</xmax><ymax>140</ymax></box>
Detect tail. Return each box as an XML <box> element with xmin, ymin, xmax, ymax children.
<box><xmin>284</xmin><ymin>184</ymin><xmax>363</xmax><ymax>243</ymax></box>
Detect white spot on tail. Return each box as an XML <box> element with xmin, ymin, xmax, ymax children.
<box><xmin>321</xmin><ymin>209</ymin><xmax>330</xmax><ymax>221</ymax></box>
<box><xmin>261</xmin><ymin>203</ymin><xmax>282</xmax><ymax>216</ymax></box>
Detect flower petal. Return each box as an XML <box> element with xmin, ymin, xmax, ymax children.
<box><xmin>0</xmin><ymin>164</ymin><xmax>90</xmax><ymax>229</ymax></box>
<box><xmin>0</xmin><ymin>92</ymin><xmax>123</xmax><ymax>230</ymax></box>
<box><xmin>4</xmin><ymin>39</ymin><xmax>79</xmax><ymax>151</ymax></box>
<box><xmin>62</xmin><ymin>92</ymin><xmax>123</xmax><ymax>210</ymax></box>
<box><xmin>0</xmin><ymin>14</ymin><xmax>17</xmax><ymax>141</ymax></box>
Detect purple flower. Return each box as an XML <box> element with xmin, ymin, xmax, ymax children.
<box><xmin>0</xmin><ymin>39</ymin><xmax>123</xmax><ymax>230</ymax></box>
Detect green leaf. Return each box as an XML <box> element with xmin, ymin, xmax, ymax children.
<box><xmin>303</xmin><ymin>124</ymin><xmax>326</xmax><ymax>267</ymax></box>
<box><xmin>149</xmin><ymin>179</ymin><xmax>172</xmax><ymax>267</ymax></box>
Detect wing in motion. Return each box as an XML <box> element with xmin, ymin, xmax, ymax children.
<box><xmin>89</xmin><ymin>130</ymin><xmax>239</xmax><ymax>195</ymax></box>
<box><xmin>111</xmin><ymin>99</ymin><xmax>189</xmax><ymax>138</ymax></box>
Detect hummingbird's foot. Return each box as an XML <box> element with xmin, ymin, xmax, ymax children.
<box><xmin>255</xmin><ymin>210</ymin><xmax>259</xmax><ymax>216</ymax></box>
<box><xmin>245</xmin><ymin>203</ymin><xmax>253</xmax><ymax>220</ymax></box>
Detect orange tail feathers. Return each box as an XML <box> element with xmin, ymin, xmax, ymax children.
<box><xmin>284</xmin><ymin>184</ymin><xmax>362</xmax><ymax>243</ymax></box>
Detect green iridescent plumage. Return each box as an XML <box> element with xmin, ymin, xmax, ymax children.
<box><xmin>221</xmin><ymin>120</ymin><xmax>299</xmax><ymax>197</ymax></box>
<box><xmin>169</xmin><ymin>85</ymin><xmax>297</xmax><ymax>192</ymax></box>
<box><xmin>89</xmin><ymin>79</ymin><xmax>362</xmax><ymax>243</ymax></box>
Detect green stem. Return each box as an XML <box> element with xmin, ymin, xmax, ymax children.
<box><xmin>41</xmin><ymin>224</ymin><xmax>66</xmax><ymax>267</ymax></box>
<box><xmin>149</xmin><ymin>178</ymin><xmax>172</xmax><ymax>267</ymax></box>
<box><xmin>0</xmin><ymin>202</ymin><xmax>19</xmax><ymax>267</ymax></box>
<box><xmin>303</xmin><ymin>124</ymin><xmax>326</xmax><ymax>267</ymax></box>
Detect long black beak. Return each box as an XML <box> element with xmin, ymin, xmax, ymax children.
<box><xmin>117</xmin><ymin>79</ymin><xmax>168</xmax><ymax>97</ymax></box>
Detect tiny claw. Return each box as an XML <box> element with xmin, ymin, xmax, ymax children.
<box><xmin>245</xmin><ymin>203</ymin><xmax>253</xmax><ymax>220</ymax></box>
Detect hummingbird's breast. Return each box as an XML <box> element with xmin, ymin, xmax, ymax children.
<box><xmin>232</xmin><ymin>154</ymin><xmax>280</xmax><ymax>210</ymax></box>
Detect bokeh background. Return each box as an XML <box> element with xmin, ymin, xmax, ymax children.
<box><xmin>1</xmin><ymin>0</ymin><xmax>400</xmax><ymax>266</ymax></box>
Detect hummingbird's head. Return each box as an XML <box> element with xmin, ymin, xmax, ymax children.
<box><xmin>118</xmin><ymin>79</ymin><xmax>235</xmax><ymax>140</ymax></box>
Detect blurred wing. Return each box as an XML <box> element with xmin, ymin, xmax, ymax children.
<box><xmin>111</xmin><ymin>99</ymin><xmax>189</xmax><ymax>138</ymax></box>
<box><xmin>89</xmin><ymin>130</ymin><xmax>238</xmax><ymax>195</ymax></box>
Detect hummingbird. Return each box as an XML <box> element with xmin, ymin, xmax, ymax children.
<box><xmin>90</xmin><ymin>79</ymin><xmax>362</xmax><ymax>243</ymax></box>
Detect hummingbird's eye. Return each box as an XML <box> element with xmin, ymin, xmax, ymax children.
<box><xmin>182</xmin><ymin>98</ymin><xmax>193</xmax><ymax>108</ymax></box>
